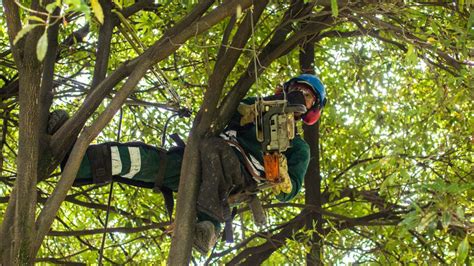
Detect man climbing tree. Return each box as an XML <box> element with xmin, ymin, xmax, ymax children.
<box><xmin>52</xmin><ymin>73</ymin><xmax>327</xmax><ymax>254</ymax></box>
<box><xmin>1</xmin><ymin>0</ymin><xmax>471</xmax><ymax>264</ymax></box>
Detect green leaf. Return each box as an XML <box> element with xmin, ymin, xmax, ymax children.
<box><xmin>456</xmin><ymin>236</ymin><xmax>470</xmax><ymax>265</ymax></box>
<box><xmin>400</xmin><ymin>168</ymin><xmax>409</xmax><ymax>179</ymax></box>
<box><xmin>456</xmin><ymin>207</ymin><xmax>465</xmax><ymax>220</ymax></box>
<box><xmin>468</xmin><ymin>11</ymin><xmax>474</xmax><ymax>33</ymax></box>
<box><xmin>36</xmin><ymin>29</ymin><xmax>48</xmax><ymax>61</ymax></box>
<box><xmin>400</xmin><ymin>211</ymin><xmax>419</xmax><ymax>229</ymax></box>
<box><xmin>416</xmin><ymin>211</ymin><xmax>436</xmax><ymax>232</ymax></box>
<box><xmin>27</xmin><ymin>15</ymin><xmax>46</xmax><ymax>23</ymax></box>
<box><xmin>13</xmin><ymin>24</ymin><xmax>40</xmax><ymax>45</ymax></box>
<box><xmin>441</xmin><ymin>211</ymin><xmax>451</xmax><ymax>230</ymax></box>
<box><xmin>405</xmin><ymin>45</ymin><xmax>417</xmax><ymax>65</ymax></box>
<box><xmin>331</xmin><ymin>0</ymin><xmax>339</xmax><ymax>17</ymax></box>
<box><xmin>64</xmin><ymin>0</ymin><xmax>89</xmax><ymax>16</ymax></box>
<box><xmin>91</xmin><ymin>0</ymin><xmax>104</xmax><ymax>24</ymax></box>
<box><xmin>113</xmin><ymin>0</ymin><xmax>123</xmax><ymax>9</ymax></box>
<box><xmin>236</xmin><ymin>4</ymin><xmax>242</xmax><ymax>18</ymax></box>
<box><xmin>46</xmin><ymin>2</ymin><xmax>58</xmax><ymax>13</ymax></box>
<box><xmin>380</xmin><ymin>174</ymin><xmax>395</xmax><ymax>194</ymax></box>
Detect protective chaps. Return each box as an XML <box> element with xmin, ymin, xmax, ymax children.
<box><xmin>197</xmin><ymin>137</ymin><xmax>246</xmax><ymax>223</ymax></box>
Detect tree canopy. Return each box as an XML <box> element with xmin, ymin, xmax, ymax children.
<box><xmin>0</xmin><ymin>0</ymin><xmax>472</xmax><ymax>264</ymax></box>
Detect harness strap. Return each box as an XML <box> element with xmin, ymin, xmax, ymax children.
<box><xmin>223</xmin><ymin>207</ymin><xmax>237</xmax><ymax>243</ymax></box>
<box><xmin>160</xmin><ymin>187</ymin><xmax>174</xmax><ymax>221</ymax></box>
<box><xmin>223</xmin><ymin>139</ymin><xmax>265</xmax><ymax>181</ymax></box>
<box><xmin>169</xmin><ymin>133</ymin><xmax>186</xmax><ymax>147</ymax></box>
<box><xmin>153</xmin><ymin>150</ymin><xmax>168</xmax><ymax>191</ymax></box>
<box><xmin>87</xmin><ymin>143</ymin><xmax>112</xmax><ymax>184</ymax></box>
<box><xmin>153</xmin><ymin>150</ymin><xmax>174</xmax><ymax>220</ymax></box>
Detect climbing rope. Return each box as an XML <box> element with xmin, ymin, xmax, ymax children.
<box><xmin>113</xmin><ymin>9</ymin><xmax>193</xmax><ymax>147</ymax></box>
<box><xmin>161</xmin><ymin>108</ymin><xmax>191</xmax><ymax>147</ymax></box>
<box><xmin>113</xmin><ymin>10</ymin><xmax>180</xmax><ymax>106</ymax></box>
<box><xmin>250</xmin><ymin>6</ymin><xmax>259</xmax><ymax>91</ymax></box>
<box><xmin>98</xmin><ymin>108</ymin><xmax>123</xmax><ymax>265</ymax></box>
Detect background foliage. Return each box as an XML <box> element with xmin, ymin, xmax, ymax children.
<box><xmin>1</xmin><ymin>0</ymin><xmax>472</xmax><ymax>264</ymax></box>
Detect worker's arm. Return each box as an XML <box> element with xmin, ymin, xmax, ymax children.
<box><xmin>275</xmin><ymin>137</ymin><xmax>310</xmax><ymax>202</ymax></box>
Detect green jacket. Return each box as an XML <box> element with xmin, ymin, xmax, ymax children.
<box><xmin>229</xmin><ymin>97</ymin><xmax>310</xmax><ymax>202</ymax></box>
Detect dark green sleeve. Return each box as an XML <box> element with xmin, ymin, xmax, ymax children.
<box><xmin>276</xmin><ymin>136</ymin><xmax>310</xmax><ymax>202</ymax></box>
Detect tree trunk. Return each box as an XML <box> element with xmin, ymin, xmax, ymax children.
<box><xmin>1</xmin><ymin>1</ymin><xmax>61</xmax><ymax>262</ymax></box>
<box><xmin>167</xmin><ymin>1</ymin><xmax>258</xmax><ymax>264</ymax></box>
<box><xmin>14</xmin><ymin>55</ymin><xmax>43</xmax><ymax>265</ymax></box>
<box><xmin>300</xmin><ymin>40</ymin><xmax>324</xmax><ymax>265</ymax></box>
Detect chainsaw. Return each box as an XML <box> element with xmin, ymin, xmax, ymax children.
<box><xmin>254</xmin><ymin>97</ymin><xmax>306</xmax><ymax>183</ymax></box>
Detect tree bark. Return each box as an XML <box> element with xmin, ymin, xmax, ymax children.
<box><xmin>13</xmin><ymin>39</ymin><xmax>43</xmax><ymax>266</ymax></box>
<box><xmin>167</xmin><ymin>1</ymin><xmax>261</xmax><ymax>264</ymax></box>
<box><xmin>90</xmin><ymin>0</ymin><xmax>114</xmax><ymax>91</ymax></box>
<box><xmin>301</xmin><ymin>40</ymin><xmax>324</xmax><ymax>265</ymax></box>
<box><xmin>5</xmin><ymin>0</ymin><xmax>47</xmax><ymax>262</ymax></box>
<box><xmin>203</xmin><ymin>0</ymin><xmax>269</xmax><ymax>135</ymax></box>
<box><xmin>38</xmin><ymin>6</ymin><xmax>61</xmax><ymax>179</ymax></box>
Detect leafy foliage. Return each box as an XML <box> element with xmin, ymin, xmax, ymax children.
<box><xmin>0</xmin><ymin>0</ymin><xmax>472</xmax><ymax>264</ymax></box>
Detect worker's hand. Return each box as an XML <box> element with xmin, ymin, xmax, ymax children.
<box><xmin>237</xmin><ymin>103</ymin><xmax>256</xmax><ymax>126</ymax></box>
<box><xmin>272</xmin><ymin>155</ymin><xmax>292</xmax><ymax>195</ymax></box>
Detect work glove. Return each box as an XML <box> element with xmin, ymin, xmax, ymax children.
<box><xmin>272</xmin><ymin>155</ymin><xmax>292</xmax><ymax>195</ymax></box>
<box><xmin>237</xmin><ymin>103</ymin><xmax>256</xmax><ymax>126</ymax></box>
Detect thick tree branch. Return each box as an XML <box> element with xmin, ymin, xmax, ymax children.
<box><xmin>89</xmin><ymin>0</ymin><xmax>114</xmax><ymax>90</ymax></box>
<box><xmin>48</xmin><ymin>223</ymin><xmax>169</xmax><ymax>237</ymax></box>
<box><xmin>2</xmin><ymin>0</ymin><xmax>23</xmax><ymax>63</ymax></box>
<box><xmin>166</xmin><ymin>1</ymin><xmax>260</xmax><ymax>264</ymax></box>
<box><xmin>231</xmin><ymin>208</ymin><xmax>401</xmax><ymax>264</ymax></box>
<box><xmin>0</xmin><ymin>78</ymin><xmax>19</xmax><ymax>101</ymax></box>
<box><xmin>301</xmin><ymin>39</ymin><xmax>323</xmax><ymax>265</ymax></box>
<box><xmin>36</xmin><ymin>7</ymin><xmax>61</xmax><ymax>163</ymax></box>
<box><xmin>5</xmin><ymin>1</ymin><xmax>51</xmax><ymax>262</ymax></box>
<box><xmin>201</xmin><ymin>0</ymin><xmax>269</xmax><ymax>135</ymax></box>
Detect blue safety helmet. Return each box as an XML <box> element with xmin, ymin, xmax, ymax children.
<box><xmin>284</xmin><ymin>74</ymin><xmax>327</xmax><ymax>109</ymax></box>
<box><xmin>283</xmin><ymin>74</ymin><xmax>327</xmax><ymax>125</ymax></box>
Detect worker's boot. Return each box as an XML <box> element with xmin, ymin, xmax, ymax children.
<box><xmin>47</xmin><ymin>109</ymin><xmax>69</xmax><ymax>135</ymax></box>
<box><xmin>193</xmin><ymin>221</ymin><xmax>217</xmax><ymax>254</ymax></box>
